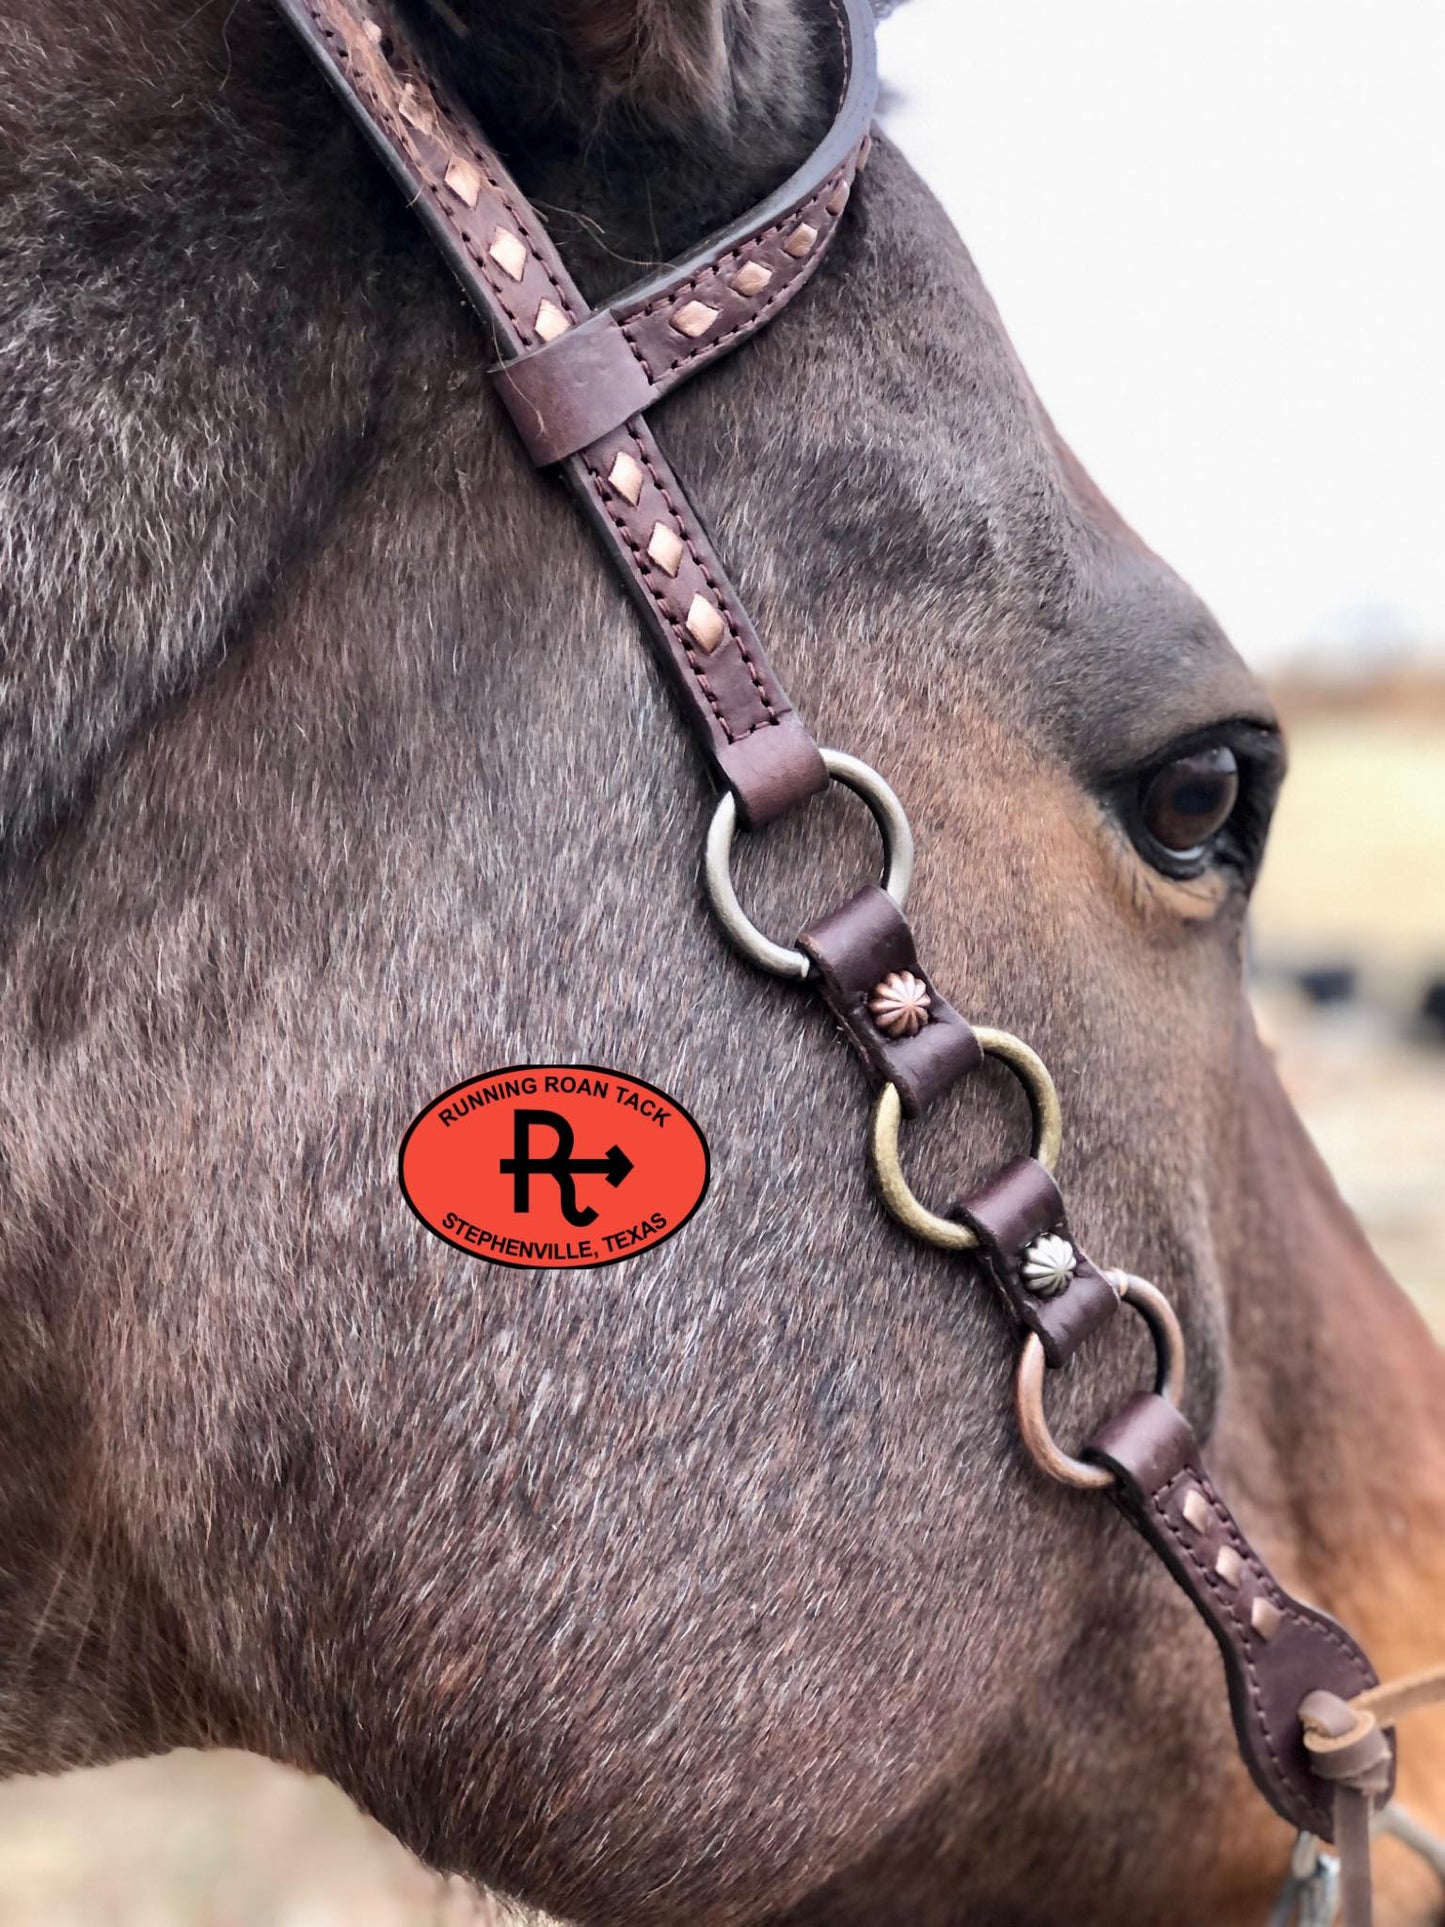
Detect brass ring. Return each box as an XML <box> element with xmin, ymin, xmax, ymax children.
<box><xmin>869</xmin><ymin>1028</ymin><xmax>1064</xmax><ymax>1251</ymax></box>
<box><xmin>1014</xmin><ymin>1275</ymin><xmax>1187</xmax><ymax>1491</ymax></box>
<box><xmin>704</xmin><ymin>749</ymin><xmax>915</xmax><ymax>980</ymax></box>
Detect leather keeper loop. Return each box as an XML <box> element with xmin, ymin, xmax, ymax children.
<box><xmin>797</xmin><ymin>886</ymin><xmax>984</xmax><ymax>1116</ymax></box>
<box><xmin>951</xmin><ymin>1157</ymin><xmax>1118</xmax><ymax>1367</ymax></box>
<box><xmin>493</xmin><ymin>314</ymin><xmax>656</xmax><ymax>467</ymax></box>
<box><xmin>1297</xmin><ymin>1699</ymin><xmax>1393</xmax><ymax>1789</ymax></box>
<box><xmin>718</xmin><ymin>718</ymin><xmax>828</xmax><ymax>829</ymax></box>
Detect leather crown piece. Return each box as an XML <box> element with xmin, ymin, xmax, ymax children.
<box><xmin>278</xmin><ymin>0</ymin><xmax>1392</xmax><ymax>1860</ymax></box>
<box><xmin>276</xmin><ymin>0</ymin><xmax>877</xmax><ymax>833</ymax></box>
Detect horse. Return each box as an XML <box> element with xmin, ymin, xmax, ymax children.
<box><xmin>2</xmin><ymin>0</ymin><xmax>1442</xmax><ymax>1920</ymax></box>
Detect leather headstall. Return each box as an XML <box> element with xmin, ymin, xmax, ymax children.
<box><xmin>278</xmin><ymin>0</ymin><xmax>874</xmax><ymax>829</ymax></box>
<box><xmin>276</xmin><ymin>1</ymin><xmax>1418</xmax><ymax>1915</ymax></box>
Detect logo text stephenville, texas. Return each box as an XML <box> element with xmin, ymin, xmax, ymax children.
<box><xmin>399</xmin><ymin>1067</ymin><xmax>710</xmax><ymax>1270</ymax></box>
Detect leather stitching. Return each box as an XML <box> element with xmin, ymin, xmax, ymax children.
<box><xmin>578</xmin><ymin>431</ymin><xmax>783</xmax><ymax>744</ymax></box>
<box><xmin>500</xmin><ymin>149</ymin><xmax>855</xmax><ymax>450</ymax></box>
<box><xmin>308</xmin><ymin>0</ymin><xmax>785</xmax><ymax>750</ymax></box>
<box><xmin>304</xmin><ymin>2</ymin><xmax>579</xmax><ymax>343</ymax></box>
<box><xmin>621</xmin><ymin>165</ymin><xmax>853</xmax><ymax>387</ymax></box>
<box><xmin>427</xmin><ymin>94</ymin><xmax>580</xmax><ymax>325</ymax></box>
<box><xmin>610</xmin><ymin>0</ymin><xmax>858</xmax><ymax>378</ymax></box>
<box><xmin>1189</xmin><ymin>1466</ymin><xmax>1375</xmax><ymax>1675</ymax></box>
<box><xmin>634</xmin><ymin>442</ymin><xmax>781</xmax><ymax>730</ymax></box>
<box><xmin>579</xmin><ymin>441</ymin><xmax>731</xmax><ymax>740</ymax></box>
<box><xmin>1151</xmin><ymin>1466</ymin><xmax>1374</xmax><ymax>1834</ymax></box>
<box><xmin>293</xmin><ymin>0</ymin><xmax>848</xmax><ymax>794</ymax></box>
<box><xmin>1150</xmin><ymin>1473</ymin><xmax>1313</xmax><ymax>1825</ymax></box>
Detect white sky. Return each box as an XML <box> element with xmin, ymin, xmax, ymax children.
<box><xmin>876</xmin><ymin>1</ymin><xmax>1445</xmax><ymax>668</ymax></box>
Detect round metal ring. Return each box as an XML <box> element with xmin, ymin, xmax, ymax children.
<box><xmin>1014</xmin><ymin>1275</ymin><xmax>1188</xmax><ymax>1491</ymax></box>
<box><xmin>704</xmin><ymin>748</ymin><xmax>915</xmax><ymax>980</ymax></box>
<box><xmin>869</xmin><ymin>1030</ymin><xmax>1064</xmax><ymax>1251</ymax></box>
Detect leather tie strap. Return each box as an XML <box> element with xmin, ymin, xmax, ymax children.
<box><xmin>1301</xmin><ymin>1664</ymin><xmax>1445</xmax><ymax>1927</ymax></box>
<box><xmin>275</xmin><ymin>0</ymin><xmax>878</xmax><ymax>827</ymax></box>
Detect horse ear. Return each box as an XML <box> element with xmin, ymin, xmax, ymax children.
<box><xmin>556</xmin><ymin>0</ymin><xmax>733</xmax><ymax>122</ymax></box>
<box><xmin>416</xmin><ymin>0</ymin><xmax>813</xmax><ymax>150</ymax></box>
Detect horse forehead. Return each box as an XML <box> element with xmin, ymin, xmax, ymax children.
<box><xmin>774</xmin><ymin>158</ymin><xmax>1271</xmax><ymax>747</ymax></box>
<box><xmin>716</xmin><ymin>142</ymin><xmax>1270</xmax><ymax>748</ymax></box>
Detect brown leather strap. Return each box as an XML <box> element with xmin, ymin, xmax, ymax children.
<box><xmin>563</xmin><ymin>415</ymin><xmax>828</xmax><ymax>822</ymax></box>
<box><xmin>1086</xmin><ymin>1394</ymin><xmax>1390</xmax><ymax>1841</ymax></box>
<box><xmin>1300</xmin><ymin>1665</ymin><xmax>1445</xmax><ymax>1927</ymax></box>
<box><xmin>951</xmin><ymin>1157</ymin><xmax>1120</xmax><ymax>1367</ymax></box>
<box><xmin>275</xmin><ymin>0</ymin><xmax>1414</xmax><ymax>1877</ymax></box>
<box><xmin>798</xmin><ymin>886</ymin><xmax>985</xmax><ymax>1117</ymax></box>
<box><xmin>493</xmin><ymin>138</ymin><xmax>869</xmax><ymax>466</ymax></box>
<box><xmin>1335</xmin><ymin>1785</ymin><xmax>1376</xmax><ymax>1927</ymax></box>
<box><xmin>1351</xmin><ymin>1661</ymin><xmax>1445</xmax><ymax>1727</ymax></box>
<box><xmin>273</xmin><ymin>0</ymin><xmax>878</xmax><ymax>827</ymax></box>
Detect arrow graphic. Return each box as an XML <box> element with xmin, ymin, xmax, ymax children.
<box><xmin>561</xmin><ymin>1145</ymin><xmax>634</xmax><ymax>1188</ymax></box>
<box><xmin>499</xmin><ymin>1110</ymin><xmax>634</xmax><ymax>1226</ymax></box>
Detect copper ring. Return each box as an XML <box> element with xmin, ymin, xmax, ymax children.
<box><xmin>1014</xmin><ymin>1275</ymin><xmax>1187</xmax><ymax>1491</ymax></box>
<box><xmin>869</xmin><ymin>1029</ymin><xmax>1064</xmax><ymax>1251</ymax></box>
<box><xmin>704</xmin><ymin>749</ymin><xmax>915</xmax><ymax>980</ymax></box>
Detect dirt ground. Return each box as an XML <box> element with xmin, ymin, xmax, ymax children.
<box><xmin>3</xmin><ymin>689</ymin><xmax>1441</xmax><ymax>1921</ymax></box>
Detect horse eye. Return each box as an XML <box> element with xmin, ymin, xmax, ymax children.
<box><xmin>1138</xmin><ymin>746</ymin><xmax>1240</xmax><ymax>857</ymax></box>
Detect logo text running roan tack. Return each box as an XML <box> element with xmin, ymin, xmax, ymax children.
<box><xmin>398</xmin><ymin>1065</ymin><xmax>710</xmax><ymax>1269</ymax></box>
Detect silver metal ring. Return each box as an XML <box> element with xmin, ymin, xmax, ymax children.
<box><xmin>1014</xmin><ymin>1275</ymin><xmax>1188</xmax><ymax>1491</ymax></box>
<box><xmin>704</xmin><ymin>748</ymin><xmax>915</xmax><ymax>979</ymax></box>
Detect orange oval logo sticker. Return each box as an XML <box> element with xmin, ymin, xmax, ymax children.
<box><xmin>399</xmin><ymin>1065</ymin><xmax>710</xmax><ymax>1269</ymax></box>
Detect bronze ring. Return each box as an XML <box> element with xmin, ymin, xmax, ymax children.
<box><xmin>1014</xmin><ymin>1275</ymin><xmax>1187</xmax><ymax>1491</ymax></box>
<box><xmin>870</xmin><ymin>1029</ymin><xmax>1064</xmax><ymax>1251</ymax></box>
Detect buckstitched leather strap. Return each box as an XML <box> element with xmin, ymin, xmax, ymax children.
<box><xmin>1087</xmin><ymin>1395</ymin><xmax>1390</xmax><ymax>1840</ymax></box>
<box><xmin>493</xmin><ymin>129</ymin><xmax>873</xmax><ymax>466</ymax></box>
<box><xmin>274</xmin><ymin>0</ymin><xmax>878</xmax><ymax>827</ymax></box>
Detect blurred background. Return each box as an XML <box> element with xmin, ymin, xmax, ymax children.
<box><xmin>883</xmin><ymin>0</ymin><xmax>1445</xmax><ymax>1332</ymax></box>
<box><xmin>5</xmin><ymin>1</ymin><xmax>1441</xmax><ymax>1919</ymax></box>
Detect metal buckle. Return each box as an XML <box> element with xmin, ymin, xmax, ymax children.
<box><xmin>704</xmin><ymin>748</ymin><xmax>914</xmax><ymax>979</ymax></box>
<box><xmin>1269</xmin><ymin>1832</ymin><xmax>1341</xmax><ymax>1926</ymax></box>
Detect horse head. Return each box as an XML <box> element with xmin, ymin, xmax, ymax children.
<box><xmin>1</xmin><ymin>0</ymin><xmax>1441</xmax><ymax>1919</ymax></box>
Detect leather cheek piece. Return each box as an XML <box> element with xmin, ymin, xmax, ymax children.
<box><xmin>950</xmin><ymin>1155</ymin><xmax>1119</xmax><ymax>1367</ymax></box>
<box><xmin>561</xmin><ymin>417</ymin><xmax>829</xmax><ymax>829</ymax></box>
<box><xmin>797</xmin><ymin>886</ymin><xmax>985</xmax><ymax>1116</ymax></box>
<box><xmin>1086</xmin><ymin>1394</ymin><xmax>1392</xmax><ymax>1841</ymax></box>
